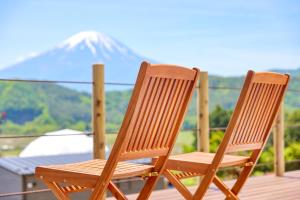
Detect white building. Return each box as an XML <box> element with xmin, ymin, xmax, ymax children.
<box><xmin>19</xmin><ymin>129</ymin><xmax>105</xmax><ymax>157</ymax></box>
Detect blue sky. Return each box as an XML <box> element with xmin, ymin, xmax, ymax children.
<box><xmin>0</xmin><ymin>0</ymin><xmax>299</xmax><ymax>75</ymax></box>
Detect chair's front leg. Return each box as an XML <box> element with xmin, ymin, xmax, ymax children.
<box><xmin>225</xmin><ymin>165</ymin><xmax>254</xmax><ymax>200</ymax></box>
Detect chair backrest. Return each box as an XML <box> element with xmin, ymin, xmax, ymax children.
<box><xmin>110</xmin><ymin>62</ymin><xmax>199</xmax><ymax>161</ymax></box>
<box><xmin>223</xmin><ymin>71</ymin><xmax>290</xmax><ymax>153</ymax></box>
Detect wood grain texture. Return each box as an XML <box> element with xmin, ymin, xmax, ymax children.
<box><xmin>92</xmin><ymin>64</ymin><xmax>106</xmax><ymax>160</ymax></box>
<box><xmin>198</xmin><ymin>71</ymin><xmax>209</xmax><ymax>152</ymax></box>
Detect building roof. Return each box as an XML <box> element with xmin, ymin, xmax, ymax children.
<box><xmin>0</xmin><ymin>153</ymin><xmax>92</xmax><ymax>175</ymax></box>
<box><xmin>0</xmin><ymin>153</ymin><xmax>150</xmax><ymax>175</ymax></box>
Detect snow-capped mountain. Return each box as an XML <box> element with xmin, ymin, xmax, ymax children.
<box><xmin>0</xmin><ymin>31</ymin><xmax>154</xmax><ymax>91</ymax></box>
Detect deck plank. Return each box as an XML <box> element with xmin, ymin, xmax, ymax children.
<box><xmin>108</xmin><ymin>170</ymin><xmax>300</xmax><ymax>199</ymax></box>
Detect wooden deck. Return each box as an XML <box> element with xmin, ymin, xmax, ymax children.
<box><xmin>109</xmin><ymin>170</ymin><xmax>300</xmax><ymax>199</ymax></box>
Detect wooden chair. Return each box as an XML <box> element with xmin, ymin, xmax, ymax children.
<box><xmin>155</xmin><ymin>70</ymin><xmax>290</xmax><ymax>200</ymax></box>
<box><xmin>35</xmin><ymin>61</ymin><xmax>200</xmax><ymax>200</ymax></box>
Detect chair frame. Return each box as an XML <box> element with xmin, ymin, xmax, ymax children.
<box><xmin>159</xmin><ymin>70</ymin><xmax>290</xmax><ymax>200</ymax></box>
<box><xmin>35</xmin><ymin>61</ymin><xmax>200</xmax><ymax>200</ymax></box>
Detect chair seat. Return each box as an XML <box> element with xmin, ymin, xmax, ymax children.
<box><xmin>158</xmin><ymin>152</ymin><xmax>250</xmax><ymax>174</ymax></box>
<box><xmin>36</xmin><ymin>159</ymin><xmax>154</xmax><ymax>188</ymax></box>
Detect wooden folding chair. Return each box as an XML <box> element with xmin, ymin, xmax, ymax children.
<box><xmin>156</xmin><ymin>70</ymin><xmax>290</xmax><ymax>200</ymax></box>
<box><xmin>35</xmin><ymin>61</ymin><xmax>200</xmax><ymax>200</ymax></box>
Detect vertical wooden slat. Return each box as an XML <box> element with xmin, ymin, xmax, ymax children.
<box><xmin>244</xmin><ymin>84</ymin><xmax>266</xmax><ymax>143</ymax></box>
<box><xmin>92</xmin><ymin>64</ymin><xmax>106</xmax><ymax>160</ymax></box>
<box><xmin>251</xmin><ymin>84</ymin><xmax>274</xmax><ymax>143</ymax></box>
<box><xmin>237</xmin><ymin>83</ymin><xmax>260</xmax><ymax>145</ymax></box>
<box><xmin>146</xmin><ymin>79</ymin><xmax>169</xmax><ymax>149</ymax></box>
<box><xmin>197</xmin><ymin>71</ymin><xmax>209</xmax><ymax>152</ymax></box>
<box><xmin>161</xmin><ymin>80</ymin><xmax>184</xmax><ymax>147</ymax></box>
<box><xmin>136</xmin><ymin>78</ymin><xmax>161</xmax><ymax>151</ymax></box>
<box><xmin>231</xmin><ymin>83</ymin><xmax>254</xmax><ymax>145</ymax></box>
<box><xmin>141</xmin><ymin>78</ymin><xmax>165</xmax><ymax>150</ymax></box>
<box><xmin>232</xmin><ymin>83</ymin><xmax>257</xmax><ymax>145</ymax></box>
<box><xmin>258</xmin><ymin>85</ymin><xmax>282</xmax><ymax>142</ymax></box>
<box><xmin>253</xmin><ymin>84</ymin><xmax>277</xmax><ymax>143</ymax></box>
<box><xmin>127</xmin><ymin>77</ymin><xmax>153</xmax><ymax>152</ymax></box>
<box><xmin>165</xmin><ymin>80</ymin><xmax>190</xmax><ymax>147</ymax></box>
<box><xmin>274</xmin><ymin>102</ymin><xmax>285</xmax><ymax>176</ymax></box>
<box><xmin>155</xmin><ymin>79</ymin><xmax>177</xmax><ymax>148</ymax></box>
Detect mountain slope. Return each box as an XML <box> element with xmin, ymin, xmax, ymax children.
<box><xmin>1</xmin><ymin>71</ymin><xmax>300</xmax><ymax>136</ymax></box>
<box><xmin>0</xmin><ymin>31</ymin><xmax>154</xmax><ymax>91</ymax></box>
<box><xmin>0</xmin><ymin>82</ymin><xmax>92</xmax><ymax>135</ymax></box>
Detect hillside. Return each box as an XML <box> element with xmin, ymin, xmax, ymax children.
<box><xmin>209</xmin><ymin>71</ymin><xmax>300</xmax><ymax>111</ymax></box>
<box><xmin>0</xmin><ymin>82</ymin><xmax>92</xmax><ymax>135</ymax></box>
<box><xmin>1</xmin><ymin>69</ymin><xmax>300</xmax><ymax>136</ymax></box>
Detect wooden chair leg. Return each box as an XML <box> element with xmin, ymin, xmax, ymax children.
<box><xmin>137</xmin><ymin>156</ymin><xmax>169</xmax><ymax>200</ymax></box>
<box><xmin>163</xmin><ymin>170</ymin><xmax>193</xmax><ymax>200</ymax></box>
<box><xmin>136</xmin><ymin>175</ymin><xmax>161</xmax><ymax>200</ymax></box>
<box><xmin>225</xmin><ymin>165</ymin><xmax>254</xmax><ymax>200</ymax></box>
<box><xmin>45</xmin><ymin>181</ymin><xmax>71</xmax><ymax>200</ymax></box>
<box><xmin>193</xmin><ymin>170</ymin><xmax>217</xmax><ymax>200</ymax></box>
<box><xmin>89</xmin><ymin>178</ymin><xmax>110</xmax><ymax>200</ymax></box>
<box><xmin>108</xmin><ymin>181</ymin><xmax>128</xmax><ymax>200</ymax></box>
<box><xmin>213</xmin><ymin>176</ymin><xmax>239</xmax><ymax>200</ymax></box>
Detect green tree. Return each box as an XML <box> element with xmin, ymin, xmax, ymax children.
<box><xmin>209</xmin><ymin>105</ymin><xmax>232</xmax><ymax>128</ymax></box>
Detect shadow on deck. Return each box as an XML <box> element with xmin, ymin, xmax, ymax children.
<box><xmin>109</xmin><ymin>170</ymin><xmax>300</xmax><ymax>199</ymax></box>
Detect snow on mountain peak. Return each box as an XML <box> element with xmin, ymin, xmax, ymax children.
<box><xmin>59</xmin><ymin>31</ymin><xmax>127</xmax><ymax>55</ymax></box>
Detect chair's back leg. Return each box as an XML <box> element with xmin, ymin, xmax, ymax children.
<box><xmin>225</xmin><ymin>165</ymin><xmax>255</xmax><ymax>200</ymax></box>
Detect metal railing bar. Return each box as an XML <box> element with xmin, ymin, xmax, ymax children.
<box><xmin>0</xmin><ymin>189</ymin><xmax>51</xmax><ymax>197</ymax></box>
<box><xmin>0</xmin><ymin>132</ymin><xmax>94</xmax><ymax>139</ymax></box>
<box><xmin>2</xmin><ymin>123</ymin><xmax>300</xmax><ymax>139</ymax></box>
<box><xmin>1</xmin><ymin>78</ymin><xmax>300</xmax><ymax>93</ymax></box>
<box><xmin>104</xmin><ymin>82</ymin><xmax>134</xmax><ymax>86</ymax></box>
<box><xmin>0</xmin><ymin>78</ymin><xmax>93</xmax><ymax>85</ymax></box>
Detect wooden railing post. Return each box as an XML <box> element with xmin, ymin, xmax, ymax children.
<box><xmin>197</xmin><ymin>71</ymin><xmax>209</xmax><ymax>152</ymax></box>
<box><xmin>273</xmin><ymin>102</ymin><xmax>285</xmax><ymax>176</ymax></box>
<box><xmin>92</xmin><ymin>64</ymin><xmax>106</xmax><ymax>160</ymax></box>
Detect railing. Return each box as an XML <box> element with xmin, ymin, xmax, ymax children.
<box><xmin>0</xmin><ymin>64</ymin><xmax>299</xmax><ymax>198</ymax></box>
